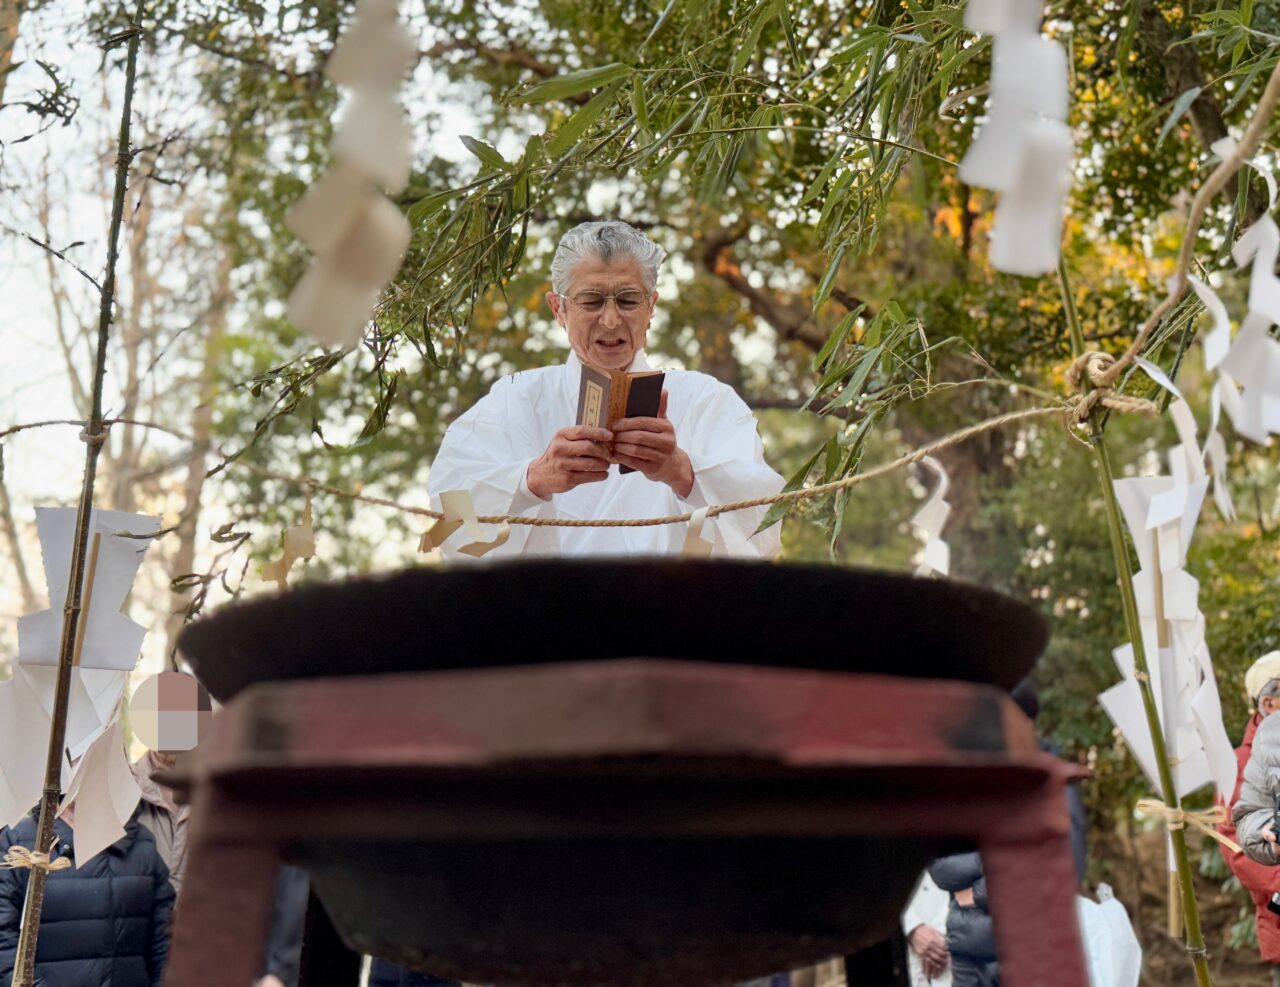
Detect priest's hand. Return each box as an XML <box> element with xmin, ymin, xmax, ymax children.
<box><xmin>526</xmin><ymin>425</ymin><xmax>614</xmax><ymax>498</ymax></box>
<box><xmin>611</xmin><ymin>391</ymin><xmax>694</xmax><ymax>498</ymax></box>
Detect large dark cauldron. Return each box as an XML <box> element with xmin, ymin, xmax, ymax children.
<box><xmin>175</xmin><ymin>560</ymin><xmax>1053</xmax><ymax>986</ymax></box>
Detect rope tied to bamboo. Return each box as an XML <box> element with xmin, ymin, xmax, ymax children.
<box><xmin>78</xmin><ymin>422</ymin><xmax>110</xmax><ymax>448</ymax></box>
<box><xmin>1</xmin><ymin>844</ymin><xmax>71</xmax><ymax>873</ymax></box>
<box><xmin>1134</xmin><ymin>798</ymin><xmax>1242</xmax><ymax>854</ymax></box>
<box><xmin>1064</xmin><ymin>351</ymin><xmax>1159</xmax><ymax>425</ymax></box>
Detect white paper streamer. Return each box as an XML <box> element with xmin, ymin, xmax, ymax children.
<box><xmin>1103</xmin><ymin>462</ymin><xmax>1235</xmax><ymax>799</ymax></box>
<box><xmin>911</xmin><ymin>456</ymin><xmax>951</xmax><ymax>577</ymax></box>
<box><xmin>964</xmin><ymin>0</ymin><xmax>1044</xmax><ymax>36</ymax></box>
<box><xmin>0</xmin><ymin>665</ymin><xmax>134</xmax><ymax>862</ymax></box>
<box><xmin>681</xmin><ymin>506</ymin><xmax>714</xmax><ymax>558</ymax></box>
<box><xmin>959</xmin><ymin>1</ymin><xmax>1072</xmax><ymax>276</ymax></box>
<box><xmin>17</xmin><ymin>508</ymin><xmax>160</xmax><ymax>671</ymax></box>
<box><xmin>285</xmin><ymin>2</ymin><xmax>416</xmax><ymax>347</ymax></box>
<box><xmin>419</xmin><ymin>490</ymin><xmax>511</xmax><ymax>558</ymax></box>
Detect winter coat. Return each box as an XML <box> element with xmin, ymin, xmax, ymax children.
<box><xmin>131</xmin><ymin>752</ymin><xmax>190</xmax><ymax>899</ymax></box>
<box><xmin>929</xmin><ymin>747</ymin><xmax>1087</xmax><ymax>987</ymax></box>
<box><xmin>1218</xmin><ymin>714</ymin><xmax>1280</xmax><ymax>963</ymax></box>
<box><xmin>0</xmin><ymin>810</ymin><xmax>175</xmax><ymax>987</ymax></box>
<box><xmin>1234</xmin><ymin>709</ymin><xmax>1280</xmax><ymax>867</ymax></box>
<box><xmin>929</xmin><ymin>853</ymin><xmax>998</xmax><ymax>987</ymax></box>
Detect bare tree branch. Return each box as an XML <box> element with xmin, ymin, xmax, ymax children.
<box><xmin>699</xmin><ymin>224</ymin><xmax>829</xmax><ymax>352</ymax></box>
<box><xmin>0</xmin><ymin>446</ymin><xmax>37</xmax><ymax>612</ymax></box>
<box><xmin>0</xmin><ymin>222</ymin><xmax>101</xmax><ymax>291</ymax></box>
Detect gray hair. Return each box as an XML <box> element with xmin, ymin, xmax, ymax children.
<box><xmin>1259</xmin><ymin>678</ymin><xmax>1280</xmax><ymax>711</ymax></box>
<box><xmin>550</xmin><ymin>220</ymin><xmax>667</xmax><ymax>295</ymax></box>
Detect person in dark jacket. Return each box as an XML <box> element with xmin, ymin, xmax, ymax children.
<box><xmin>257</xmin><ymin>865</ymin><xmax>311</xmax><ymax>987</ymax></box>
<box><xmin>928</xmin><ymin>680</ymin><xmax>1086</xmax><ymax>987</ymax></box>
<box><xmin>0</xmin><ymin>806</ymin><xmax>175</xmax><ymax>987</ymax></box>
<box><xmin>367</xmin><ymin>959</ymin><xmax>462</xmax><ymax>986</ymax></box>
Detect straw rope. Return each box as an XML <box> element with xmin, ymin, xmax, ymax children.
<box><xmin>1135</xmin><ymin>799</ymin><xmax>1242</xmax><ymax>855</ymax></box>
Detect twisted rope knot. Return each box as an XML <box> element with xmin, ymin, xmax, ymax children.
<box><xmin>1065</xmin><ymin>351</ymin><xmax>1159</xmax><ymax>426</ymax></box>
<box><xmin>1134</xmin><ymin>799</ymin><xmax>1242</xmax><ymax>854</ymax></box>
<box><xmin>79</xmin><ymin>423</ymin><xmax>111</xmax><ymax>447</ymax></box>
<box><xmin>1</xmin><ymin>845</ymin><xmax>71</xmax><ymax>872</ymax></box>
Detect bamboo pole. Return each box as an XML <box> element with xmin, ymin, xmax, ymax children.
<box><xmin>12</xmin><ymin>7</ymin><xmax>146</xmax><ymax>983</ymax></box>
<box><xmin>1058</xmin><ymin>258</ymin><xmax>1214</xmax><ymax>987</ymax></box>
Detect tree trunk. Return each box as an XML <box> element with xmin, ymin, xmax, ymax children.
<box><xmin>163</xmin><ymin>248</ymin><xmax>229</xmax><ymax>668</ymax></box>
<box><xmin>0</xmin><ymin>450</ymin><xmax>37</xmax><ymax>612</ymax></box>
<box><xmin>0</xmin><ymin>1</ymin><xmax>21</xmax><ymax>106</ymax></box>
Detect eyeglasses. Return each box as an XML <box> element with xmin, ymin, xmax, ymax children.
<box><xmin>560</xmin><ymin>289</ymin><xmax>651</xmax><ymax>315</ymax></box>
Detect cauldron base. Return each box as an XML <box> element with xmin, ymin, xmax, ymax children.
<box><xmin>302</xmin><ymin>836</ymin><xmax>931</xmax><ymax>986</ymax></box>
<box><xmin>164</xmin><ymin>659</ymin><xmax>1089</xmax><ymax>987</ymax></box>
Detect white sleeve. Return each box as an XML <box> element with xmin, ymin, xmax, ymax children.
<box><xmin>676</xmin><ymin>380</ymin><xmax>784</xmax><ymax>559</ymax></box>
<box><xmin>427</xmin><ymin>377</ymin><xmax>555</xmax><ymax>560</ymax></box>
<box><xmin>901</xmin><ymin>872</ymin><xmax>948</xmax><ymax>936</ymax></box>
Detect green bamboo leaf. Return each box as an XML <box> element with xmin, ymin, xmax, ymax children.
<box><xmin>1116</xmin><ymin>0</ymin><xmax>1141</xmax><ymax>79</ymax></box>
<box><xmin>817</xmin><ymin>170</ymin><xmax>855</xmax><ymax>231</ymax></box>
<box><xmin>631</xmin><ymin>82</ymin><xmax>651</xmax><ymax>135</ymax></box>
<box><xmin>642</xmin><ymin>0</ymin><xmax>682</xmax><ymax>50</ymax></box>
<box><xmin>1157</xmin><ymin>87</ymin><xmax>1201</xmax><ymax>147</ymax></box>
<box><xmin>459</xmin><ymin>135</ymin><xmax>509</xmax><ymax>171</ymax></box>
<box><xmin>823</xmin><ymin>346</ymin><xmax>882</xmax><ymax>412</ymax></box>
<box><xmin>511</xmin><ymin>62</ymin><xmax>633</xmax><ymax>104</ymax></box>
<box><xmin>406</xmin><ymin>187</ymin><xmax>464</xmax><ymax>226</ymax></box>
<box><xmin>799</xmin><ymin>154</ymin><xmax>841</xmax><ymax>206</ymax></box>
<box><xmin>756</xmin><ymin>448</ymin><xmax>822</xmax><ymax>532</ymax></box>
<box><xmin>813</xmin><ymin>245</ymin><xmax>847</xmax><ymax>315</ymax></box>
<box><xmin>776</xmin><ymin>0</ymin><xmax>802</xmax><ymax>68</ymax></box>
<box><xmin>547</xmin><ymin>78</ymin><xmax>627</xmax><ymax>157</ymax></box>
<box><xmin>812</xmin><ymin>307</ymin><xmax>864</xmax><ymax>370</ymax></box>
<box><xmin>731</xmin><ymin>2</ymin><xmax>778</xmax><ymax>74</ymax></box>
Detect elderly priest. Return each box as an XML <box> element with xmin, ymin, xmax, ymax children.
<box><xmin>428</xmin><ymin>220</ymin><xmax>784</xmax><ymax>559</ymax></box>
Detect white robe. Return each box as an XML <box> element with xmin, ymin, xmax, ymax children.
<box><xmin>427</xmin><ymin>350</ymin><xmax>784</xmax><ymax>559</ymax></box>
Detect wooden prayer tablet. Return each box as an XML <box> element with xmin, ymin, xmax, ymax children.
<box><xmin>575</xmin><ymin>365</ymin><xmax>665</xmax><ymax>474</ymax></box>
<box><xmin>178</xmin><ymin>559</ymin><xmax>1048</xmax><ymax>704</ymax></box>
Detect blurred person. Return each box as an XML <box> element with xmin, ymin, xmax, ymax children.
<box><xmin>1223</xmin><ymin>652</ymin><xmax>1280</xmax><ymax>987</ymax></box>
<box><xmin>131</xmin><ymin>749</ymin><xmax>189</xmax><ymax>897</ymax></box>
<box><xmin>903</xmin><ymin>871</ymin><xmax>951</xmax><ymax>985</ymax></box>
<box><xmin>0</xmin><ymin>802</ymin><xmax>175</xmax><ymax>986</ymax></box>
<box><xmin>930</xmin><ymin>680</ymin><xmax>1086</xmax><ymax>987</ymax></box>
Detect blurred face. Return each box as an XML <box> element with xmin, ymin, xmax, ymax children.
<box><xmin>546</xmin><ymin>256</ymin><xmax>658</xmax><ymax>370</ymax></box>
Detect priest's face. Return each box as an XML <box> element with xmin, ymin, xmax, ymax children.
<box><xmin>547</xmin><ymin>257</ymin><xmax>658</xmax><ymax>370</ymax></box>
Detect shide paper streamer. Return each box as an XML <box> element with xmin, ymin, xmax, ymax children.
<box><xmin>2</xmin><ymin>508</ymin><xmax>163</xmax><ymax>862</ymax></box>
<box><xmin>910</xmin><ymin>456</ymin><xmax>951</xmax><ymax>577</ymax></box>
<box><xmin>1099</xmin><ymin>362</ymin><xmax>1237</xmax><ymax>805</ymax></box>
<box><xmin>681</xmin><ymin>506</ymin><xmax>714</xmax><ymax>558</ymax></box>
<box><xmin>960</xmin><ymin>0</ymin><xmax>1073</xmax><ymax>277</ymax></box>
<box><xmin>419</xmin><ymin>489</ymin><xmax>511</xmax><ymax>558</ymax></box>
<box><xmin>261</xmin><ymin>491</ymin><xmax>317</xmax><ymax>590</ymax></box>
<box><xmin>285</xmin><ymin>0</ymin><xmax>415</xmax><ymax>347</ymax></box>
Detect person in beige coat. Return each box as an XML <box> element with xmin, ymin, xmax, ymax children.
<box><xmin>131</xmin><ymin>751</ymin><xmax>190</xmax><ymax>897</ymax></box>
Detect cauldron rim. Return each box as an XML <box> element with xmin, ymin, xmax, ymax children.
<box><xmin>179</xmin><ymin>558</ymin><xmax>1048</xmax><ymax>703</ymax></box>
